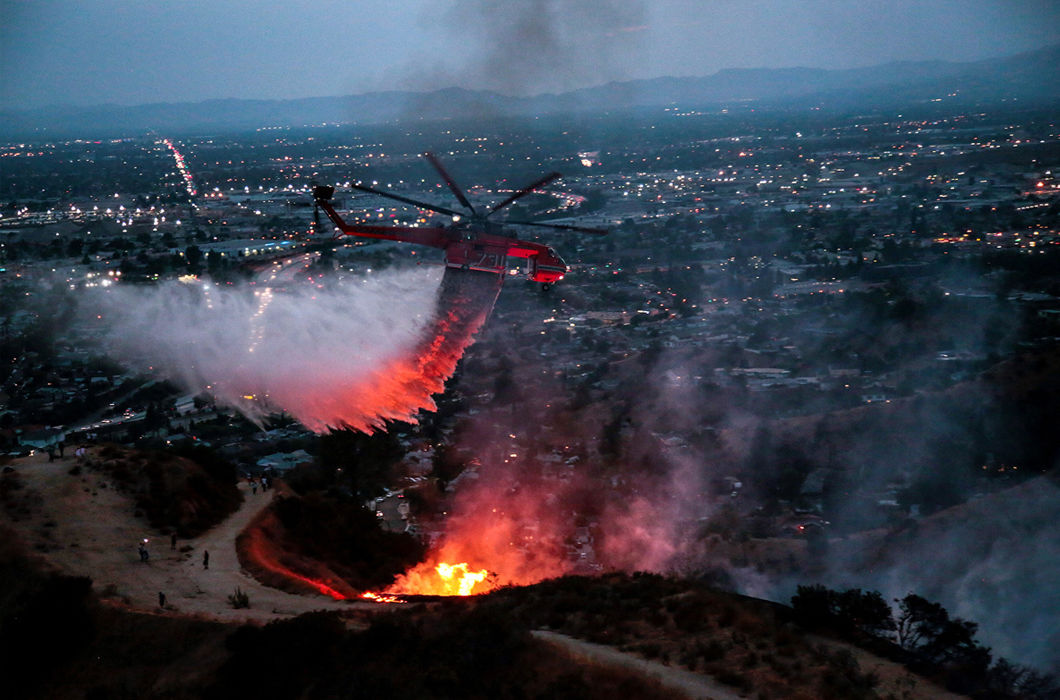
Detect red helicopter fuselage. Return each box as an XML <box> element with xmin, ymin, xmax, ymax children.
<box><xmin>313</xmin><ymin>188</ymin><xmax>567</xmax><ymax>285</ymax></box>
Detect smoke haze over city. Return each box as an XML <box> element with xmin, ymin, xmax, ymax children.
<box><xmin>3</xmin><ymin>1</ymin><xmax>1060</xmax><ymax>697</ymax></box>
<box><xmin>3</xmin><ymin>0</ymin><xmax>1059</xmax><ymax>108</ymax></box>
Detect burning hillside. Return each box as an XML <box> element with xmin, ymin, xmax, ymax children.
<box><xmin>379</xmin><ymin>561</ymin><xmax>494</xmax><ymax>598</ymax></box>
<box><xmin>362</xmin><ymin>431</ymin><xmax>709</xmax><ymax>599</ymax></box>
<box><xmin>95</xmin><ymin>258</ymin><xmax>706</xmax><ymax>602</ymax></box>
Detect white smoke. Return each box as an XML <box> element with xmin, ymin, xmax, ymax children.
<box><xmin>87</xmin><ymin>263</ymin><xmax>442</xmax><ymax>432</ymax></box>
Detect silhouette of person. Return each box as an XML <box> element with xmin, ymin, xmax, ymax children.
<box><xmin>171</xmin><ymin>532</ymin><xmax>177</xmax><ymax>550</ymax></box>
<box><xmin>158</xmin><ymin>591</ymin><xmax>166</xmax><ymax>608</ymax></box>
<box><xmin>203</xmin><ymin>550</ymin><xmax>209</xmax><ymax>569</ymax></box>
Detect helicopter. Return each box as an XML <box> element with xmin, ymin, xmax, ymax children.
<box><xmin>312</xmin><ymin>152</ymin><xmax>606</xmax><ymax>289</ymax></box>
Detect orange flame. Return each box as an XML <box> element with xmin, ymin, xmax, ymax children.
<box><xmin>379</xmin><ymin>468</ymin><xmax>578</xmax><ymax>597</ymax></box>
<box><xmin>360</xmin><ymin>591</ymin><xmax>403</xmax><ymax>604</ymax></box>
<box><xmin>436</xmin><ymin>562</ymin><xmax>490</xmax><ymax>596</ymax></box>
<box><xmin>384</xmin><ymin>560</ymin><xmax>495</xmax><ymax>597</ymax></box>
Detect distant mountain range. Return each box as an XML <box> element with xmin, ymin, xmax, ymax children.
<box><xmin>3</xmin><ymin>43</ymin><xmax>1058</xmax><ymax>137</ymax></box>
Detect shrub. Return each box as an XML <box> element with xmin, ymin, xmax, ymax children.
<box><xmin>717</xmin><ymin>604</ymin><xmax>736</xmax><ymax>628</ymax></box>
<box><xmin>699</xmin><ymin>640</ymin><xmax>727</xmax><ymax>662</ymax></box>
<box><xmin>715</xmin><ymin>669</ymin><xmax>752</xmax><ymax>692</ymax></box>
<box><xmin>227</xmin><ymin>587</ymin><xmax>249</xmax><ymax>609</ymax></box>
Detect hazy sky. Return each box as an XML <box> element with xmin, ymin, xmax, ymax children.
<box><xmin>2</xmin><ymin>0</ymin><xmax>1058</xmax><ymax>108</ymax></box>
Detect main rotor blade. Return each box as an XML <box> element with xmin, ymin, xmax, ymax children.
<box><xmin>487</xmin><ymin>171</ymin><xmax>562</xmax><ymax>217</ymax></box>
<box><xmin>507</xmin><ymin>219</ymin><xmax>609</xmax><ymax>235</ymax></box>
<box><xmin>424</xmin><ymin>152</ymin><xmax>476</xmax><ymax>216</ymax></box>
<box><xmin>349</xmin><ymin>181</ymin><xmax>465</xmax><ymax>219</ymax></box>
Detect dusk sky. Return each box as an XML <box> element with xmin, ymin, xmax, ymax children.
<box><xmin>3</xmin><ymin>0</ymin><xmax>1059</xmax><ymax>109</ymax></box>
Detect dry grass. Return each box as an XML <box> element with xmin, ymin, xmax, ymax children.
<box><xmin>485</xmin><ymin>573</ymin><xmax>959</xmax><ymax>700</ymax></box>
<box><xmin>92</xmin><ymin>444</ymin><xmax>242</xmax><ymax>537</ymax></box>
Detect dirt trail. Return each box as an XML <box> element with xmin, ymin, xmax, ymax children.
<box><xmin>807</xmin><ymin>634</ymin><xmax>967</xmax><ymax>700</ymax></box>
<box><xmin>532</xmin><ymin>630</ymin><xmax>744</xmax><ymax>700</ymax></box>
<box><xmin>4</xmin><ymin>451</ymin><xmax>359</xmax><ymax>622</ymax></box>
<box><xmin>4</xmin><ymin>452</ymin><xmax>966</xmax><ymax>697</ymax></box>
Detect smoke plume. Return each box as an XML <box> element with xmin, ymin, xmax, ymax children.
<box><xmin>401</xmin><ymin>0</ymin><xmax>647</xmax><ymax>97</ymax></box>
<box><xmin>387</xmin><ymin>349</ymin><xmax>714</xmax><ymax>596</ymax></box>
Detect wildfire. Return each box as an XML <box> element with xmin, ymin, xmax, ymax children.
<box><xmin>436</xmin><ymin>562</ymin><xmax>490</xmax><ymax>595</ymax></box>
<box><xmin>360</xmin><ymin>591</ymin><xmax>403</xmax><ymax>604</ymax></box>
<box><xmin>383</xmin><ymin>561</ymin><xmax>496</xmax><ymax>597</ymax></box>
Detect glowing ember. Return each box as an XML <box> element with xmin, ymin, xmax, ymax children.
<box><xmin>385</xmin><ymin>561</ymin><xmax>495</xmax><ymax>597</ymax></box>
<box><xmin>360</xmin><ymin>591</ymin><xmax>403</xmax><ymax>604</ymax></box>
